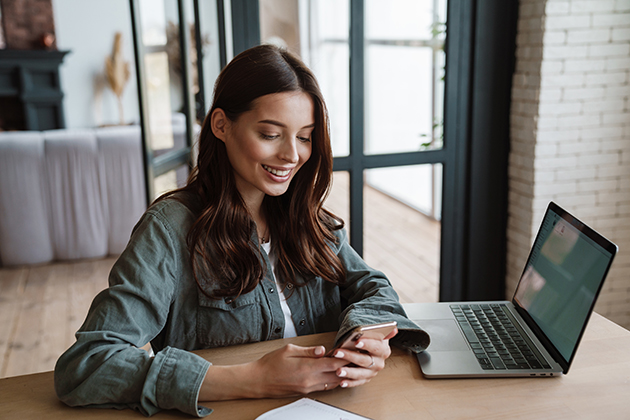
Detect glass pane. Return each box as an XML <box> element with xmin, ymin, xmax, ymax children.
<box><xmin>144</xmin><ymin>51</ymin><xmax>175</xmax><ymax>151</ymax></box>
<box><xmin>181</xmin><ymin>0</ymin><xmax>210</xmax><ymax>124</ymax></box>
<box><xmin>139</xmin><ymin>0</ymin><xmax>192</xmax><ymax>157</ymax></box>
<box><xmin>259</xmin><ymin>0</ymin><xmax>350</xmax><ymax>157</ymax></box>
<box><xmin>314</xmin><ymin>42</ymin><xmax>350</xmax><ymax>158</ymax></box>
<box><xmin>323</xmin><ymin>171</ymin><xmax>351</xmax><ymax>233</ymax></box>
<box><xmin>364</xmin><ymin>0</ymin><xmax>446</xmax><ymax>154</ymax></box>
<box><xmin>153</xmin><ymin>165</ymin><xmax>189</xmax><ymax>199</ymax></box>
<box><xmin>139</xmin><ymin>0</ymin><xmax>168</xmax><ymax>46</ymax></box>
<box><xmin>198</xmin><ymin>0</ymin><xmax>223</xmax><ymax>116</ymax></box>
<box><xmin>260</xmin><ymin>0</ymin><xmax>301</xmax><ymax>53</ymax></box>
<box><xmin>364</xmin><ymin>164</ymin><xmax>442</xmax><ymax>303</ymax></box>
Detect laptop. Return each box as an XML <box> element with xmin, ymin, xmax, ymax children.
<box><xmin>410</xmin><ymin>201</ymin><xmax>617</xmax><ymax>378</ymax></box>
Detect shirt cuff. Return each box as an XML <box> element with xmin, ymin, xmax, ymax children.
<box><xmin>336</xmin><ymin>309</ymin><xmax>430</xmax><ymax>353</ymax></box>
<box><xmin>391</xmin><ymin>329</ymin><xmax>431</xmax><ymax>353</ymax></box>
<box><xmin>148</xmin><ymin>347</ymin><xmax>213</xmax><ymax>417</ymax></box>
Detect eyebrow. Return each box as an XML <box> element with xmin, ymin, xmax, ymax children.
<box><xmin>258</xmin><ymin>119</ymin><xmax>315</xmax><ymax>129</ymax></box>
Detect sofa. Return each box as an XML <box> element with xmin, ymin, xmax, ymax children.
<box><xmin>0</xmin><ymin>125</ymin><xmax>146</xmax><ymax>266</ymax></box>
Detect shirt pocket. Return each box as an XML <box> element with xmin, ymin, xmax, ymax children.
<box><xmin>196</xmin><ymin>291</ymin><xmax>263</xmax><ymax>348</ymax></box>
<box><xmin>307</xmin><ymin>277</ymin><xmax>341</xmax><ymax>333</ymax></box>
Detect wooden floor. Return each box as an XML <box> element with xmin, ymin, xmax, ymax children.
<box><xmin>0</xmin><ymin>258</ymin><xmax>115</xmax><ymax>378</ymax></box>
<box><xmin>0</xmin><ymin>178</ymin><xmax>440</xmax><ymax>379</ymax></box>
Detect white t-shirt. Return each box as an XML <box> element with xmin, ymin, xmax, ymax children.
<box><xmin>261</xmin><ymin>241</ymin><xmax>298</xmax><ymax>338</ymax></box>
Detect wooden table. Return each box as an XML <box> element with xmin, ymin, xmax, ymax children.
<box><xmin>1</xmin><ymin>310</ymin><xmax>630</xmax><ymax>419</ymax></box>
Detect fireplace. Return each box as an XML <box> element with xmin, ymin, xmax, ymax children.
<box><xmin>0</xmin><ymin>49</ymin><xmax>69</xmax><ymax>131</ymax></box>
<box><xmin>0</xmin><ymin>0</ymin><xmax>68</xmax><ymax>131</ymax></box>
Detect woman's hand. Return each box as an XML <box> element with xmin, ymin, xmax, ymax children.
<box><xmin>199</xmin><ymin>344</ymin><xmax>348</xmax><ymax>401</ymax></box>
<box><xmin>330</xmin><ymin>328</ymin><xmax>397</xmax><ymax>389</ymax></box>
<box><xmin>250</xmin><ymin>344</ymin><xmax>350</xmax><ymax>396</ymax></box>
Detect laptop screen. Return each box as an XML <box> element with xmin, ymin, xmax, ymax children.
<box><xmin>513</xmin><ymin>203</ymin><xmax>616</xmax><ymax>366</ymax></box>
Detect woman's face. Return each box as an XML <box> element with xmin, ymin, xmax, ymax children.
<box><xmin>212</xmin><ymin>91</ymin><xmax>314</xmax><ymax>207</ymax></box>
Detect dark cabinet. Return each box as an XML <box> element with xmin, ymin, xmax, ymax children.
<box><xmin>0</xmin><ymin>49</ymin><xmax>69</xmax><ymax>131</ymax></box>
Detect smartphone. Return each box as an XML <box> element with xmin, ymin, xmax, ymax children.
<box><xmin>326</xmin><ymin>321</ymin><xmax>397</xmax><ymax>356</ymax></box>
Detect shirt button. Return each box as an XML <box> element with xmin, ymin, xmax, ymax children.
<box><xmin>269</xmin><ymin>288</ymin><xmax>274</xmax><ymax>293</ymax></box>
<box><xmin>224</xmin><ymin>297</ymin><xmax>233</xmax><ymax>304</ymax></box>
<box><xmin>287</xmin><ymin>283</ymin><xmax>293</xmax><ymax>289</ymax></box>
<box><xmin>274</xmin><ymin>327</ymin><xmax>282</xmax><ymax>334</ymax></box>
<box><xmin>299</xmin><ymin>319</ymin><xmax>306</xmax><ymax>326</ymax></box>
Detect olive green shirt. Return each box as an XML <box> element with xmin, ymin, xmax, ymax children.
<box><xmin>54</xmin><ymin>198</ymin><xmax>429</xmax><ymax>417</ymax></box>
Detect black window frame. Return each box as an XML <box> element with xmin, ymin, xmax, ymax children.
<box><xmin>129</xmin><ymin>0</ymin><xmax>197</xmax><ymax>205</ymax></box>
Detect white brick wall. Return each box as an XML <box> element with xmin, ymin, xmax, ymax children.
<box><xmin>508</xmin><ymin>0</ymin><xmax>630</xmax><ymax>329</ymax></box>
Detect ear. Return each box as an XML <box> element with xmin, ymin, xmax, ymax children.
<box><xmin>210</xmin><ymin>108</ymin><xmax>229</xmax><ymax>143</ymax></box>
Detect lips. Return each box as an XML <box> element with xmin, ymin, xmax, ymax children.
<box><xmin>262</xmin><ymin>164</ymin><xmax>291</xmax><ymax>177</ymax></box>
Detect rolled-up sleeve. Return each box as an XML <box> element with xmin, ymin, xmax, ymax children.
<box><xmin>54</xmin><ymin>206</ymin><xmax>212</xmax><ymax>417</ymax></box>
<box><xmin>334</xmin><ymin>229</ymin><xmax>431</xmax><ymax>353</ymax></box>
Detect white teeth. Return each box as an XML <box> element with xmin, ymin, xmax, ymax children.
<box><xmin>263</xmin><ymin>165</ymin><xmax>290</xmax><ymax>177</ymax></box>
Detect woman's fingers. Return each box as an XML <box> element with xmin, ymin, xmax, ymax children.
<box><xmin>253</xmin><ymin>344</ymin><xmax>350</xmax><ymax>396</ymax></box>
<box><xmin>283</xmin><ymin>344</ymin><xmax>326</xmax><ymax>358</ymax></box>
<box><xmin>333</xmin><ymin>348</ymin><xmax>381</xmax><ymax>369</ymax></box>
<box><xmin>253</xmin><ymin>336</ymin><xmax>394</xmax><ymax>397</ymax></box>
<box><xmin>329</xmin><ymin>335</ymin><xmax>396</xmax><ymax>388</ymax></box>
<box><xmin>332</xmin><ymin>337</ymin><xmax>391</xmax><ymax>365</ymax></box>
<box><xmin>355</xmin><ymin>337</ymin><xmax>392</xmax><ymax>359</ymax></box>
<box><xmin>277</xmin><ymin>328</ymin><xmax>398</xmax><ymax>393</ymax></box>
<box><xmin>315</xmin><ymin>372</ymin><xmax>344</xmax><ymax>392</ymax></box>
<box><xmin>335</xmin><ymin>363</ymin><xmax>379</xmax><ymax>389</ymax></box>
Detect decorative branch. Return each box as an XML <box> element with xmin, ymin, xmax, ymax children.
<box><xmin>105</xmin><ymin>32</ymin><xmax>131</xmax><ymax>125</ymax></box>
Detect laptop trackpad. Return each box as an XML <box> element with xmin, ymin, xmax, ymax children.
<box><xmin>420</xmin><ymin>319</ymin><xmax>469</xmax><ymax>351</ymax></box>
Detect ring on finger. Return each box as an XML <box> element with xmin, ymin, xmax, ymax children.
<box><xmin>367</xmin><ymin>355</ymin><xmax>375</xmax><ymax>368</ymax></box>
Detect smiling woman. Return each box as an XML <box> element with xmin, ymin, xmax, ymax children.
<box><xmin>53</xmin><ymin>44</ymin><xmax>430</xmax><ymax>418</ymax></box>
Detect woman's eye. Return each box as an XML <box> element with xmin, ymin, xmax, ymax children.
<box><xmin>259</xmin><ymin>133</ymin><xmax>279</xmax><ymax>140</ymax></box>
<box><xmin>297</xmin><ymin>136</ymin><xmax>311</xmax><ymax>143</ymax></box>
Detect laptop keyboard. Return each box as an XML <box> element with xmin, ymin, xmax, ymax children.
<box><xmin>450</xmin><ymin>304</ymin><xmax>552</xmax><ymax>371</ymax></box>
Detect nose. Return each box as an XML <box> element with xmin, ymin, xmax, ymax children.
<box><xmin>279</xmin><ymin>138</ymin><xmax>299</xmax><ymax>163</ymax></box>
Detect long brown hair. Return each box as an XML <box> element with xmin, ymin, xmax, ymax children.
<box><xmin>161</xmin><ymin>44</ymin><xmax>345</xmax><ymax>298</ymax></box>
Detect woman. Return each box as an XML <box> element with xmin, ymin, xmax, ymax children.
<box><xmin>54</xmin><ymin>44</ymin><xmax>429</xmax><ymax>417</ymax></box>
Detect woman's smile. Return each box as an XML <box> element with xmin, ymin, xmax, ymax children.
<box><xmin>262</xmin><ymin>164</ymin><xmax>293</xmax><ymax>178</ymax></box>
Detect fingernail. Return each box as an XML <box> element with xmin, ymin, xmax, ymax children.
<box><xmin>315</xmin><ymin>346</ymin><xmax>324</xmax><ymax>356</ymax></box>
<box><xmin>341</xmin><ymin>382</ymin><xmax>349</xmax><ymax>388</ymax></box>
<box><xmin>356</xmin><ymin>341</ymin><xmax>364</xmax><ymax>349</ymax></box>
<box><xmin>335</xmin><ymin>351</ymin><xmax>345</xmax><ymax>358</ymax></box>
<box><xmin>338</xmin><ymin>369</ymin><xmax>347</xmax><ymax>377</ymax></box>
